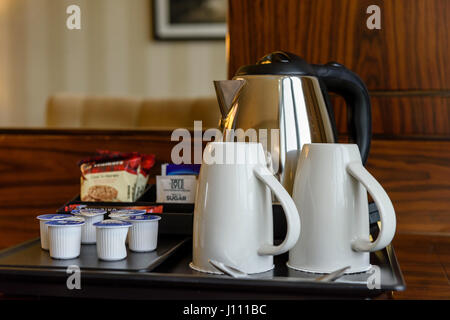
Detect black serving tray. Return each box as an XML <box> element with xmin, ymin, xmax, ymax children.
<box><xmin>0</xmin><ymin>237</ymin><xmax>405</xmax><ymax>299</ymax></box>
<box><xmin>151</xmin><ymin>243</ymin><xmax>406</xmax><ymax>298</ymax></box>
<box><xmin>0</xmin><ymin>236</ymin><xmax>189</xmax><ymax>272</ymax></box>
<box><xmin>0</xmin><ymin>188</ymin><xmax>402</xmax><ymax>299</ymax></box>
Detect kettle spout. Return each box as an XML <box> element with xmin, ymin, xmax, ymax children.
<box><xmin>213</xmin><ymin>80</ymin><xmax>246</xmax><ymax>119</ymax></box>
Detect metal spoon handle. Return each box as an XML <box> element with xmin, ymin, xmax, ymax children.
<box><xmin>315</xmin><ymin>266</ymin><xmax>351</xmax><ymax>282</ymax></box>
<box><xmin>208</xmin><ymin>259</ymin><xmax>248</xmax><ymax>278</ymax></box>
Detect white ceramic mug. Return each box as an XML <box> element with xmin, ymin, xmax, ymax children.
<box><xmin>191</xmin><ymin>142</ymin><xmax>300</xmax><ymax>274</ymax></box>
<box><xmin>288</xmin><ymin>143</ymin><xmax>396</xmax><ymax>274</ymax></box>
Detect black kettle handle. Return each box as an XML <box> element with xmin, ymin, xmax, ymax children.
<box><xmin>312</xmin><ymin>62</ymin><xmax>372</xmax><ymax>164</ymax></box>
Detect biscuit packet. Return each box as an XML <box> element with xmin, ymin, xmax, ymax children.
<box><xmin>133</xmin><ymin>154</ymin><xmax>156</xmax><ymax>201</ymax></box>
<box><xmin>79</xmin><ymin>154</ymin><xmax>141</xmax><ymax>202</ymax></box>
<box><xmin>85</xmin><ymin>150</ymin><xmax>156</xmax><ymax>202</ymax></box>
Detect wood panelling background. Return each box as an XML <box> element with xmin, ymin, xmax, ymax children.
<box><xmin>228</xmin><ymin>0</ymin><xmax>449</xmax><ymax>90</ymax></box>
<box><xmin>331</xmin><ymin>95</ymin><xmax>450</xmax><ymax>137</ymax></box>
<box><xmin>0</xmin><ymin>130</ymin><xmax>181</xmax><ymax>249</ymax></box>
<box><xmin>0</xmin><ymin>131</ymin><xmax>449</xmax><ymax>250</ymax></box>
<box><xmin>365</xmin><ymin>139</ymin><xmax>450</xmax><ymax>235</ymax></box>
<box><xmin>228</xmin><ymin>0</ymin><xmax>450</xmax><ymax>138</ymax></box>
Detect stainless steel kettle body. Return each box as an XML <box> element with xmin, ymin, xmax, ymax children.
<box><xmin>214</xmin><ymin>51</ymin><xmax>372</xmax><ymax>194</ymax></box>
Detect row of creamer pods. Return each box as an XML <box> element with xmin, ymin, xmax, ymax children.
<box><xmin>36</xmin><ymin>210</ymin><xmax>161</xmax><ymax>261</ymax></box>
<box><xmin>156</xmin><ymin>164</ymin><xmax>200</xmax><ymax>203</ymax></box>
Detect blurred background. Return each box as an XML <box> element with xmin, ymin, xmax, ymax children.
<box><xmin>0</xmin><ymin>0</ymin><xmax>226</xmax><ymax>128</ymax></box>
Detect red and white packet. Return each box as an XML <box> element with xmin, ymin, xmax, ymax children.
<box><xmin>79</xmin><ymin>150</ymin><xmax>156</xmax><ymax>202</ymax></box>
<box><xmin>80</xmin><ymin>155</ymin><xmax>141</xmax><ymax>202</ymax></box>
<box><xmin>134</xmin><ymin>154</ymin><xmax>156</xmax><ymax>201</ymax></box>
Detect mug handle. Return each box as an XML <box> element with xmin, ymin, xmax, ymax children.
<box><xmin>253</xmin><ymin>165</ymin><xmax>301</xmax><ymax>256</ymax></box>
<box><xmin>347</xmin><ymin>161</ymin><xmax>396</xmax><ymax>252</ymax></box>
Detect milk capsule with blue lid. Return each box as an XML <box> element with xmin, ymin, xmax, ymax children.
<box><xmin>112</xmin><ymin>209</ymin><xmax>146</xmax><ymax>214</ymax></box>
<box><xmin>37</xmin><ymin>214</ymin><xmax>73</xmax><ymax>250</ymax></box>
<box><xmin>37</xmin><ymin>213</ymin><xmax>73</xmax><ymax>221</ymax></box>
<box><xmin>127</xmin><ymin>215</ymin><xmax>162</xmax><ymax>253</ymax></box>
<box><xmin>74</xmin><ymin>209</ymin><xmax>106</xmax><ymax>244</ymax></box>
<box><xmin>71</xmin><ymin>208</ymin><xmax>106</xmax><ymax>216</ymax></box>
<box><xmin>77</xmin><ymin>209</ymin><xmax>107</xmax><ymax>216</ymax></box>
<box><xmin>94</xmin><ymin>219</ymin><xmax>131</xmax><ymax>261</ymax></box>
<box><xmin>127</xmin><ymin>215</ymin><xmax>161</xmax><ymax>221</ymax></box>
<box><xmin>45</xmin><ymin>218</ymin><xmax>85</xmax><ymax>226</ymax></box>
<box><xmin>108</xmin><ymin>210</ymin><xmax>145</xmax><ymax>244</ymax></box>
<box><xmin>46</xmin><ymin>217</ymin><xmax>84</xmax><ymax>260</ymax></box>
<box><xmin>109</xmin><ymin>209</ymin><xmax>146</xmax><ymax>219</ymax></box>
<box><xmin>94</xmin><ymin>219</ymin><xmax>132</xmax><ymax>228</ymax></box>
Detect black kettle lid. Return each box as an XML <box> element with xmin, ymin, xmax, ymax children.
<box><xmin>235</xmin><ymin>51</ymin><xmax>316</xmax><ymax>76</ymax></box>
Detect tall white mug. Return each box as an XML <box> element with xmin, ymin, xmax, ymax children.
<box><xmin>288</xmin><ymin>143</ymin><xmax>396</xmax><ymax>274</ymax></box>
<box><xmin>191</xmin><ymin>142</ymin><xmax>301</xmax><ymax>274</ymax></box>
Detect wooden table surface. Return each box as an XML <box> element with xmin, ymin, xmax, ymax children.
<box><xmin>387</xmin><ymin>234</ymin><xmax>450</xmax><ymax>299</ymax></box>
<box><xmin>0</xmin><ymin>129</ymin><xmax>448</xmax><ymax>299</ymax></box>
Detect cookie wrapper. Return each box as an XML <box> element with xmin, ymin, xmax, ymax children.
<box><xmin>80</xmin><ymin>156</ymin><xmax>141</xmax><ymax>202</ymax></box>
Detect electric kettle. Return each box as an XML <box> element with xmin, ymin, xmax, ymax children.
<box><xmin>214</xmin><ymin>51</ymin><xmax>372</xmax><ymax>194</ymax></box>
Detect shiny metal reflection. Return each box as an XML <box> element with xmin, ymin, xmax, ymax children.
<box><xmin>216</xmin><ymin>75</ymin><xmax>335</xmax><ymax>194</ymax></box>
